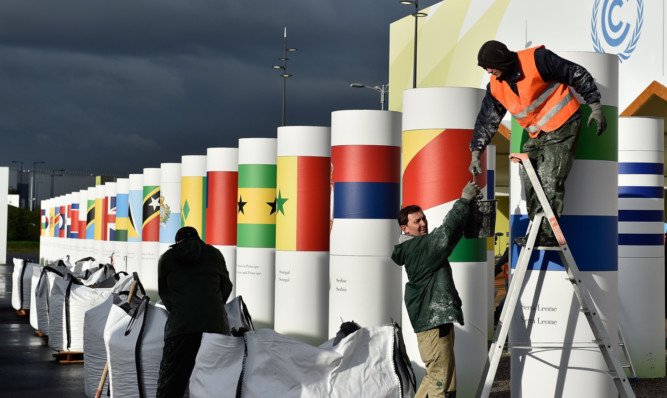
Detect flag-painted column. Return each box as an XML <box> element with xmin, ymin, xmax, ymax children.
<box><xmin>159</xmin><ymin>163</ymin><xmax>181</xmax><ymax>256</ymax></box>
<box><xmin>115</xmin><ymin>178</ymin><xmax>130</xmax><ymax>272</ymax></box>
<box><xmin>236</xmin><ymin>138</ymin><xmax>277</xmax><ymax>329</ymax></box>
<box><xmin>126</xmin><ymin>174</ymin><xmax>144</xmax><ymax>275</ymax></box>
<box><xmin>42</xmin><ymin>199</ymin><xmax>52</xmax><ymax>264</ymax></box>
<box><xmin>69</xmin><ymin>191</ymin><xmax>80</xmax><ymax>259</ymax></box>
<box><xmin>181</xmin><ymin>155</ymin><xmax>207</xmax><ymax>240</ymax></box>
<box><xmin>275</xmin><ymin>127</ymin><xmax>331</xmax><ymax>345</ymax></box>
<box><xmin>402</xmin><ymin>87</ymin><xmax>487</xmax><ymax>397</ymax></box>
<box><xmin>509</xmin><ymin>52</ymin><xmax>618</xmax><ymax>397</ymax></box>
<box><xmin>78</xmin><ymin>188</ymin><xmax>88</xmax><ymax>260</ymax></box>
<box><xmin>63</xmin><ymin>193</ymin><xmax>72</xmax><ymax>260</ymax></box>
<box><xmin>53</xmin><ymin>196</ymin><xmax>63</xmax><ymax>260</ymax></box>
<box><xmin>329</xmin><ymin>110</ymin><xmax>402</xmax><ymax>338</ymax></box>
<box><xmin>206</xmin><ymin>148</ymin><xmax>238</xmax><ymax>300</ymax></box>
<box><xmin>102</xmin><ymin>182</ymin><xmax>117</xmax><ymax>264</ymax></box>
<box><xmin>94</xmin><ymin>185</ymin><xmax>106</xmax><ymax>261</ymax></box>
<box><xmin>485</xmin><ymin>145</ymin><xmax>497</xmax><ymax>340</ymax></box>
<box><xmin>618</xmin><ymin>116</ymin><xmax>665</xmax><ymax>378</ymax></box>
<box><xmin>39</xmin><ymin>201</ymin><xmax>47</xmax><ymax>264</ymax></box>
<box><xmin>86</xmin><ymin>187</ymin><xmax>96</xmax><ymax>259</ymax></box>
<box><xmin>142</xmin><ymin>168</ymin><xmax>161</xmax><ymax>295</ymax></box>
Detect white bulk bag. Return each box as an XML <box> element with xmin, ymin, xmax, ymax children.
<box><xmin>48</xmin><ymin>276</ymin><xmax>113</xmax><ymax>352</ymax></box>
<box><xmin>33</xmin><ymin>261</ymin><xmax>72</xmax><ymax>335</ymax></box>
<box><xmin>11</xmin><ymin>258</ymin><xmax>33</xmax><ymax>311</ymax></box>
<box><xmin>29</xmin><ymin>263</ymin><xmax>42</xmax><ymax>330</ymax></box>
<box><xmin>83</xmin><ymin>274</ymin><xmax>137</xmax><ymax>398</ymax></box>
<box><xmin>188</xmin><ymin>334</ymin><xmax>245</xmax><ymax>398</ymax></box>
<box><xmin>72</xmin><ymin>257</ymin><xmax>99</xmax><ymax>275</ymax></box>
<box><xmin>104</xmin><ymin>297</ymin><xmax>168</xmax><ymax>398</ymax></box>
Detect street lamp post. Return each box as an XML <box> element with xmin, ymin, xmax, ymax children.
<box><xmin>30</xmin><ymin>160</ymin><xmax>45</xmax><ymax>211</ymax></box>
<box><xmin>400</xmin><ymin>1</ymin><xmax>427</xmax><ymax>88</ymax></box>
<box><xmin>350</xmin><ymin>83</ymin><xmax>389</xmax><ymax>110</ymax></box>
<box><xmin>11</xmin><ymin>160</ymin><xmax>24</xmax><ymax>206</ymax></box>
<box><xmin>273</xmin><ymin>27</ymin><xmax>297</xmax><ymax>126</ymax></box>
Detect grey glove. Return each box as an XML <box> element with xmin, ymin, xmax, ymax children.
<box><xmin>469</xmin><ymin>150</ymin><xmax>482</xmax><ymax>176</ymax></box>
<box><xmin>461</xmin><ymin>181</ymin><xmax>480</xmax><ymax>201</ymax></box>
<box><xmin>587</xmin><ymin>102</ymin><xmax>607</xmax><ymax>136</ymax></box>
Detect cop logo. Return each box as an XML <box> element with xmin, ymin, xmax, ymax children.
<box><xmin>591</xmin><ymin>0</ymin><xmax>643</xmax><ymax>62</ymax></box>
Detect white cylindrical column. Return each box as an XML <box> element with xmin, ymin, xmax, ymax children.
<box><xmin>141</xmin><ymin>168</ymin><xmax>161</xmax><ymax>297</ymax></box>
<box><xmin>236</xmin><ymin>138</ymin><xmax>277</xmax><ymax>329</ymax></box>
<box><xmin>114</xmin><ymin>178</ymin><xmax>129</xmax><ymax>272</ymax></box>
<box><xmin>77</xmin><ymin>189</ymin><xmax>88</xmax><ymax>261</ymax></box>
<box><xmin>274</xmin><ymin>126</ymin><xmax>331</xmax><ymax>345</ymax></box>
<box><xmin>159</xmin><ymin>163</ymin><xmax>181</xmax><ymax>256</ymax></box>
<box><xmin>329</xmin><ymin>110</ymin><xmax>403</xmax><ymax>339</ymax></box>
<box><xmin>206</xmin><ymin>148</ymin><xmax>238</xmax><ymax>300</ymax></box>
<box><xmin>509</xmin><ymin>52</ymin><xmax>619</xmax><ymax>397</ymax></box>
<box><xmin>181</xmin><ymin>155</ymin><xmax>208</xmax><ymax>239</ymax></box>
<box><xmin>618</xmin><ymin>116</ymin><xmax>665</xmax><ymax>378</ymax></box>
<box><xmin>126</xmin><ymin>174</ymin><xmax>144</xmax><ymax>275</ymax></box>
<box><xmin>402</xmin><ymin>87</ymin><xmax>488</xmax><ymax>397</ymax></box>
<box><xmin>102</xmin><ymin>182</ymin><xmax>117</xmax><ymax>265</ymax></box>
<box><xmin>85</xmin><ymin>186</ymin><xmax>96</xmax><ymax>260</ymax></box>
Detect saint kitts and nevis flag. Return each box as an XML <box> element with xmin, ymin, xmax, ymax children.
<box><xmin>237</xmin><ymin>164</ymin><xmax>277</xmax><ymax>248</ymax></box>
<box><xmin>276</xmin><ymin>156</ymin><xmax>330</xmax><ymax>251</ymax></box>
<box><xmin>143</xmin><ymin>185</ymin><xmax>160</xmax><ymax>242</ymax></box>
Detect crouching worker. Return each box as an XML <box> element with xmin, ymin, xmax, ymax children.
<box><xmin>156</xmin><ymin>226</ymin><xmax>233</xmax><ymax>398</ymax></box>
<box><xmin>391</xmin><ymin>181</ymin><xmax>481</xmax><ymax>398</ymax></box>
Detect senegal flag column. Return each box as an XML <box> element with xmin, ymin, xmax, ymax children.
<box><xmin>181</xmin><ymin>155</ymin><xmax>207</xmax><ymax>238</ymax></box>
<box><xmin>508</xmin><ymin>52</ymin><xmax>618</xmax><ymax>397</ymax></box>
<box><xmin>402</xmin><ymin>87</ymin><xmax>487</xmax><ymax>397</ymax></box>
<box><xmin>114</xmin><ymin>178</ymin><xmax>129</xmax><ymax>272</ymax></box>
<box><xmin>618</xmin><ymin>117</ymin><xmax>665</xmax><ymax>378</ymax></box>
<box><xmin>126</xmin><ymin>173</ymin><xmax>144</xmax><ymax>274</ymax></box>
<box><xmin>236</xmin><ymin>138</ymin><xmax>277</xmax><ymax>329</ymax></box>
<box><xmin>206</xmin><ymin>148</ymin><xmax>238</xmax><ymax>300</ymax></box>
<box><xmin>274</xmin><ymin>127</ymin><xmax>331</xmax><ymax>345</ymax></box>
<box><xmin>159</xmin><ymin>163</ymin><xmax>181</xmax><ymax>256</ymax></box>
<box><xmin>329</xmin><ymin>110</ymin><xmax>402</xmax><ymax>337</ymax></box>
<box><xmin>141</xmin><ymin>168</ymin><xmax>161</xmax><ymax>295</ymax></box>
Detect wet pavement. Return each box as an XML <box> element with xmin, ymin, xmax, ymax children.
<box><xmin>0</xmin><ymin>253</ymin><xmax>86</xmax><ymax>398</ymax></box>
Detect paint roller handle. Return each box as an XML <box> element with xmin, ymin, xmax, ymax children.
<box><xmin>94</xmin><ymin>278</ymin><xmax>140</xmax><ymax>398</ymax></box>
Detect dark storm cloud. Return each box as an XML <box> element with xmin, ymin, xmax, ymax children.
<box><xmin>0</xmin><ymin>0</ymin><xmax>437</xmax><ymax>177</ymax></box>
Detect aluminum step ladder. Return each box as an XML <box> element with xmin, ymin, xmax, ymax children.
<box><xmin>475</xmin><ymin>153</ymin><xmax>636</xmax><ymax>398</ymax></box>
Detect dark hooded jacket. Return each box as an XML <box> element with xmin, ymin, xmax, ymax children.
<box><xmin>158</xmin><ymin>237</ymin><xmax>233</xmax><ymax>339</ymax></box>
<box><xmin>391</xmin><ymin>198</ymin><xmax>471</xmax><ymax>333</ymax></box>
<box><xmin>470</xmin><ymin>46</ymin><xmax>602</xmax><ymax>152</ymax></box>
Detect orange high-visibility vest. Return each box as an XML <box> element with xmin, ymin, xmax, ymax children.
<box><xmin>490</xmin><ymin>46</ymin><xmax>580</xmax><ymax>138</ymax></box>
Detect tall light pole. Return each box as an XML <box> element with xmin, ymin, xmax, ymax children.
<box><xmin>350</xmin><ymin>83</ymin><xmax>389</xmax><ymax>110</ymax></box>
<box><xmin>30</xmin><ymin>160</ymin><xmax>45</xmax><ymax>211</ymax></box>
<box><xmin>273</xmin><ymin>27</ymin><xmax>297</xmax><ymax>126</ymax></box>
<box><xmin>400</xmin><ymin>1</ymin><xmax>427</xmax><ymax>88</ymax></box>
<box><xmin>11</xmin><ymin>160</ymin><xmax>24</xmax><ymax>208</ymax></box>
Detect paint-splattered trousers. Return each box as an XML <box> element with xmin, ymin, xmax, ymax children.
<box><xmin>415</xmin><ymin>323</ymin><xmax>456</xmax><ymax>398</ymax></box>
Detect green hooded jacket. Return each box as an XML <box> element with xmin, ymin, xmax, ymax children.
<box><xmin>391</xmin><ymin>198</ymin><xmax>471</xmax><ymax>333</ymax></box>
<box><xmin>158</xmin><ymin>237</ymin><xmax>233</xmax><ymax>339</ymax></box>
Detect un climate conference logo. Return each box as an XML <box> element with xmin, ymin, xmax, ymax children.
<box><xmin>591</xmin><ymin>0</ymin><xmax>643</xmax><ymax>62</ymax></box>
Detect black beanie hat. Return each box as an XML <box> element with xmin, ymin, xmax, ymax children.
<box><xmin>477</xmin><ymin>40</ymin><xmax>517</xmax><ymax>74</ymax></box>
<box><xmin>175</xmin><ymin>226</ymin><xmax>200</xmax><ymax>242</ymax></box>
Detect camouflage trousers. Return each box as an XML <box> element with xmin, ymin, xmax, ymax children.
<box><xmin>520</xmin><ymin>118</ymin><xmax>581</xmax><ymax>239</ymax></box>
<box><xmin>415</xmin><ymin>324</ymin><xmax>456</xmax><ymax>398</ymax></box>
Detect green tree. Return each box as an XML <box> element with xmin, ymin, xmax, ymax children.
<box><xmin>7</xmin><ymin>205</ymin><xmax>40</xmax><ymax>241</ymax></box>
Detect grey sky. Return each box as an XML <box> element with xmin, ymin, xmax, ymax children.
<box><xmin>0</xmin><ymin>1</ymin><xmax>438</xmax><ymax>177</ymax></box>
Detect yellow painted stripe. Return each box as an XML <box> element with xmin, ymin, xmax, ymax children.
<box><xmin>49</xmin><ymin>208</ymin><xmax>55</xmax><ymax>237</ymax></box>
<box><xmin>237</xmin><ymin>187</ymin><xmax>276</xmax><ymax>225</ymax></box>
<box><xmin>94</xmin><ymin>198</ymin><xmax>103</xmax><ymax>240</ymax></box>
<box><xmin>276</xmin><ymin>157</ymin><xmax>297</xmax><ymax>251</ymax></box>
<box><xmin>402</xmin><ymin>129</ymin><xmax>442</xmax><ymax>174</ymax></box>
<box><xmin>181</xmin><ymin>176</ymin><xmax>204</xmax><ymax>235</ymax></box>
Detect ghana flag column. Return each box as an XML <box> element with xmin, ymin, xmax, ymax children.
<box><xmin>618</xmin><ymin>117</ymin><xmax>665</xmax><ymax>378</ymax></box>
<box><xmin>329</xmin><ymin>110</ymin><xmax>402</xmax><ymax>337</ymax></box>
<box><xmin>115</xmin><ymin>178</ymin><xmax>129</xmax><ymax>272</ymax></box>
<box><xmin>159</xmin><ymin>163</ymin><xmax>181</xmax><ymax>256</ymax></box>
<box><xmin>206</xmin><ymin>148</ymin><xmax>238</xmax><ymax>300</ymax></box>
<box><xmin>181</xmin><ymin>155</ymin><xmax>207</xmax><ymax>238</ymax></box>
<box><xmin>508</xmin><ymin>52</ymin><xmax>618</xmax><ymax>397</ymax></box>
<box><xmin>126</xmin><ymin>173</ymin><xmax>143</xmax><ymax>275</ymax></box>
<box><xmin>402</xmin><ymin>87</ymin><xmax>487</xmax><ymax>397</ymax></box>
<box><xmin>236</xmin><ymin>138</ymin><xmax>277</xmax><ymax>329</ymax></box>
<box><xmin>141</xmin><ymin>168</ymin><xmax>161</xmax><ymax>295</ymax></box>
<box><xmin>275</xmin><ymin>127</ymin><xmax>331</xmax><ymax>344</ymax></box>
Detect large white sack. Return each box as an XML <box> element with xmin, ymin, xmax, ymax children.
<box><xmin>48</xmin><ymin>276</ymin><xmax>114</xmax><ymax>352</ymax></box>
<box><xmin>72</xmin><ymin>257</ymin><xmax>99</xmax><ymax>275</ymax></box>
<box><xmin>104</xmin><ymin>296</ymin><xmax>167</xmax><ymax>398</ymax></box>
<box><xmin>189</xmin><ymin>333</ymin><xmax>245</xmax><ymax>398</ymax></box>
<box><xmin>33</xmin><ymin>261</ymin><xmax>72</xmax><ymax>335</ymax></box>
<box><xmin>11</xmin><ymin>258</ymin><xmax>33</xmax><ymax>310</ymax></box>
<box><xmin>84</xmin><ymin>274</ymin><xmax>137</xmax><ymax>398</ymax></box>
<box><xmin>29</xmin><ymin>263</ymin><xmax>42</xmax><ymax>330</ymax></box>
<box><xmin>79</xmin><ymin>264</ymin><xmax>119</xmax><ymax>287</ymax></box>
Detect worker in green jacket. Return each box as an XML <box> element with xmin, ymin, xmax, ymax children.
<box><xmin>391</xmin><ymin>181</ymin><xmax>480</xmax><ymax>398</ymax></box>
<box><xmin>156</xmin><ymin>226</ymin><xmax>233</xmax><ymax>398</ymax></box>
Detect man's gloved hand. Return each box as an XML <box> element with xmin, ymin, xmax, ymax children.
<box><xmin>461</xmin><ymin>181</ymin><xmax>480</xmax><ymax>201</ymax></box>
<box><xmin>469</xmin><ymin>150</ymin><xmax>482</xmax><ymax>176</ymax></box>
<box><xmin>587</xmin><ymin>102</ymin><xmax>607</xmax><ymax>136</ymax></box>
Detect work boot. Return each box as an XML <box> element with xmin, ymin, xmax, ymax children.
<box><xmin>536</xmin><ymin>235</ymin><xmax>559</xmax><ymax>247</ymax></box>
<box><xmin>513</xmin><ymin>235</ymin><xmax>528</xmax><ymax>247</ymax></box>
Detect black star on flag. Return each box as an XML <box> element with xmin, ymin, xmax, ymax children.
<box><xmin>266</xmin><ymin>197</ymin><xmax>277</xmax><ymax>215</ymax></box>
<box><xmin>237</xmin><ymin>195</ymin><xmax>247</xmax><ymax>214</ymax></box>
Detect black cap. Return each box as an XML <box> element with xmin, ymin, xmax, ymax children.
<box><xmin>477</xmin><ymin>40</ymin><xmax>517</xmax><ymax>75</ymax></box>
<box><xmin>175</xmin><ymin>226</ymin><xmax>200</xmax><ymax>243</ymax></box>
